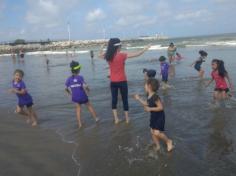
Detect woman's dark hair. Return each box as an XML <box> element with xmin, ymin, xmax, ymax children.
<box><xmin>104</xmin><ymin>38</ymin><xmax>121</xmax><ymax>62</ymax></box>
<box><xmin>14</xmin><ymin>69</ymin><xmax>24</xmax><ymax>77</ymax></box>
<box><xmin>169</xmin><ymin>42</ymin><xmax>174</xmax><ymax>47</ymax></box>
<box><xmin>146</xmin><ymin>78</ymin><xmax>160</xmax><ymax>92</ymax></box>
<box><xmin>199</xmin><ymin>50</ymin><xmax>208</xmax><ymax>57</ymax></box>
<box><xmin>212</xmin><ymin>59</ymin><xmax>228</xmax><ymax>77</ymax></box>
<box><xmin>70</xmin><ymin>60</ymin><xmax>81</xmax><ymax>74</ymax></box>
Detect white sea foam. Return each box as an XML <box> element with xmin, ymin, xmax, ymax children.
<box><xmin>126</xmin><ymin>45</ymin><xmax>167</xmax><ymax>51</ymax></box>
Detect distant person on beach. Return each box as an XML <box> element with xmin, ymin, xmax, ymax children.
<box><xmin>44</xmin><ymin>54</ymin><xmax>49</xmax><ymax>66</ymax></box>
<box><xmin>134</xmin><ymin>78</ymin><xmax>173</xmax><ymax>152</ymax></box>
<box><xmin>159</xmin><ymin>56</ymin><xmax>172</xmax><ymax>90</ymax></box>
<box><xmin>205</xmin><ymin>59</ymin><xmax>234</xmax><ymax>103</ymax></box>
<box><xmin>167</xmin><ymin>42</ymin><xmax>176</xmax><ymax>63</ymax></box>
<box><xmin>9</xmin><ymin>69</ymin><xmax>38</xmax><ymax>127</ymax></box>
<box><xmin>175</xmin><ymin>52</ymin><xmax>184</xmax><ymax>62</ymax></box>
<box><xmin>90</xmin><ymin>50</ymin><xmax>94</xmax><ymax>60</ymax></box>
<box><xmin>65</xmin><ymin>61</ymin><xmax>99</xmax><ymax>128</ymax></box>
<box><xmin>143</xmin><ymin>68</ymin><xmax>156</xmax><ymax>81</ymax></box>
<box><xmin>19</xmin><ymin>49</ymin><xmax>24</xmax><ymax>59</ymax></box>
<box><xmin>191</xmin><ymin>50</ymin><xmax>208</xmax><ymax>79</ymax></box>
<box><xmin>99</xmin><ymin>38</ymin><xmax>150</xmax><ymax>124</ymax></box>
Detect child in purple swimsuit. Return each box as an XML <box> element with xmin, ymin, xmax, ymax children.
<box><xmin>65</xmin><ymin>61</ymin><xmax>99</xmax><ymax>128</ymax></box>
<box><xmin>159</xmin><ymin>56</ymin><xmax>172</xmax><ymax>90</ymax></box>
<box><xmin>9</xmin><ymin>69</ymin><xmax>38</xmax><ymax>126</ymax></box>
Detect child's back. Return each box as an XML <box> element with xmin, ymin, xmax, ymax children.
<box><xmin>65</xmin><ymin>75</ymin><xmax>88</xmax><ymax>104</ymax></box>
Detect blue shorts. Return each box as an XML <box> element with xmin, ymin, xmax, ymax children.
<box><xmin>162</xmin><ymin>75</ymin><xmax>168</xmax><ymax>82</ymax></box>
<box><xmin>18</xmin><ymin>102</ymin><xmax>34</xmax><ymax>108</ymax></box>
<box><xmin>194</xmin><ymin>64</ymin><xmax>201</xmax><ymax>71</ymax></box>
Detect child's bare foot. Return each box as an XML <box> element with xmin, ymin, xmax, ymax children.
<box><xmin>114</xmin><ymin>118</ymin><xmax>120</xmax><ymax>124</ymax></box>
<box><xmin>167</xmin><ymin>140</ymin><xmax>174</xmax><ymax>152</ymax></box>
<box><xmin>78</xmin><ymin>123</ymin><xmax>82</xmax><ymax>129</ymax></box>
<box><xmin>95</xmin><ymin>117</ymin><xmax>100</xmax><ymax>123</ymax></box>
<box><xmin>31</xmin><ymin>121</ymin><xmax>38</xmax><ymax>127</ymax></box>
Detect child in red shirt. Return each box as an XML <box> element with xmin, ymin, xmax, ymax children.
<box><xmin>206</xmin><ymin>59</ymin><xmax>234</xmax><ymax>102</ymax></box>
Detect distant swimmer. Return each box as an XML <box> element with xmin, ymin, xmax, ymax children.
<box><xmin>90</xmin><ymin>50</ymin><xmax>94</xmax><ymax>60</ymax></box>
<box><xmin>167</xmin><ymin>42</ymin><xmax>177</xmax><ymax>64</ymax></box>
<box><xmin>44</xmin><ymin>54</ymin><xmax>49</xmax><ymax>66</ymax></box>
<box><xmin>65</xmin><ymin>61</ymin><xmax>99</xmax><ymax>128</ymax></box>
<box><xmin>175</xmin><ymin>52</ymin><xmax>184</xmax><ymax>62</ymax></box>
<box><xmin>134</xmin><ymin>78</ymin><xmax>174</xmax><ymax>152</ymax></box>
<box><xmin>19</xmin><ymin>49</ymin><xmax>24</xmax><ymax>59</ymax></box>
<box><xmin>190</xmin><ymin>50</ymin><xmax>208</xmax><ymax>79</ymax></box>
<box><xmin>205</xmin><ymin>59</ymin><xmax>234</xmax><ymax>104</ymax></box>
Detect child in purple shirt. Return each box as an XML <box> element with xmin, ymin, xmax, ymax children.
<box><xmin>65</xmin><ymin>61</ymin><xmax>99</xmax><ymax>128</ymax></box>
<box><xmin>159</xmin><ymin>56</ymin><xmax>172</xmax><ymax>90</ymax></box>
<box><xmin>9</xmin><ymin>69</ymin><xmax>38</xmax><ymax>126</ymax></box>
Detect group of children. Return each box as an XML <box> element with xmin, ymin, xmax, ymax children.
<box><xmin>9</xmin><ymin>45</ymin><xmax>233</xmax><ymax>153</ymax></box>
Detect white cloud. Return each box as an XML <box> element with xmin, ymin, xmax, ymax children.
<box><xmin>86</xmin><ymin>8</ymin><xmax>106</xmax><ymax>22</ymax></box>
<box><xmin>25</xmin><ymin>0</ymin><xmax>79</xmax><ymax>28</ymax></box>
<box><xmin>175</xmin><ymin>10</ymin><xmax>211</xmax><ymax>21</ymax></box>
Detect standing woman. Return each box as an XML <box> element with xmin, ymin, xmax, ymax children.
<box><xmin>99</xmin><ymin>38</ymin><xmax>150</xmax><ymax>124</ymax></box>
<box><xmin>167</xmin><ymin>42</ymin><xmax>176</xmax><ymax>64</ymax></box>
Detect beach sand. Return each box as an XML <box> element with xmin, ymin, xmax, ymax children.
<box><xmin>0</xmin><ymin>109</ymin><xmax>78</xmax><ymax>176</ymax></box>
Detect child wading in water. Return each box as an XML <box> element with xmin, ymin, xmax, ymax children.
<box><xmin>134</xmin><ymin>78</ymin><xmax>173</xmax><ymax>152</ymax></box>
<box><xmin>206</xmin><ymin>59</ymin><xmax>234</xmax><ymax>103</ymax></box>
<box><xmin>65</xmin><ymin>61</ymin><xmax>99</xmax><ymax>128</ymax></box>
<box><xmin>159</xmin><ymin>56</ymin><xmax>171</xmax><ymax>90</ymax></box>
<box><xmin>191</xmin><ymin>50</ymin><xmax>208</xmax><ymax>79</ymax></box>
<box><xmin>9</xmin><ymin>69</ymin><xmax>38</xmax><ymax>126</ymax></box>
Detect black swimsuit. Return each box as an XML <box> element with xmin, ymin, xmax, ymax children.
<box><xmin>194</xmin><ymin>56</ymin><xmax>205</xmax><ymax>71</ymax></box>
<box><xmin>147</xmin><ymin>94</ymin><xmax>165</xmax><ymax>131</ymax></box>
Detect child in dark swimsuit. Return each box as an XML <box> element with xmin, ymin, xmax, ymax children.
<box><xmin>191</xmin><ymin>50</ymin><xmax>208</xmax><ymax>79</ymax></box>
<box><xmin>65</xmin><ymin>61</ymin><xmax>99</xmax><ymax>128</ymax></box>
<box><xmin>134</xmin><ymin>78</ymin><xmax>173</xmax><ymax>152</ymax></box>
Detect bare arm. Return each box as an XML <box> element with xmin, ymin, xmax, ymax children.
<box><xmin>145</xmin><ymin>99</ymin><xmax>164</xmax><ymax>112</ymax></box>
<box><xmin>134</xmin><ymin>94</ymin><xmax>148</xmax><ymax>106</ymax></box>
<box><xmin>127</xmin><ymin>45</ymin><xmax>150</xmax><ymax>59</ymax></box>
<box><xmin>226</xmin><ymin>73</ymin><xmax>234</xmax><ymax>91</ymax></box>
<box><xmin>65</xmin><ymin>88</ymin><xmax>71</xmax><ymax>95</ymax></box>
<box><xmin>9</xmin><ymin>88</ymin><xmax>26</xmax><ymax>95</ymax></box>
<box><xmin>205</xmin><ymin>78</ymin><xmax>214</xmax><ymax>87</ymax></box>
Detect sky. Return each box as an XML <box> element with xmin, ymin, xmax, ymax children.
<box><xmin>0</xmin><ymin>0</ymin><xmax>236</xmax><ymax>42</ymax></box>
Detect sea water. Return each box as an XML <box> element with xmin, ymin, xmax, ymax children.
<box><xmin>0</xmin><ymin>33</ymin><xmax>236</xmax><ymax>176</ymax></box>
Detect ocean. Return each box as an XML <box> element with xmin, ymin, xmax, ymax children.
<box><xmin>0</xmin><ymin>33</ymin><xmax>236</xmax><ymax>176</ymax></box>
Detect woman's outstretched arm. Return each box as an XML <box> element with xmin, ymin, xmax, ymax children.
<box><xmin>127</xmin><ymin>45</ymin><xmax>150</xmax><ymax>59</ymax></box>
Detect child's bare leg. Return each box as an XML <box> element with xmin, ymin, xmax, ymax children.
<box><xmin>76</xmin><ymin>104</ymin><xmax>82</xmax><ymax>128</ymax></box>
<box><xmin>199</xmin><ymin>70</ymin><xmax>204</xmax><ymax>79</ymax></box>
<box><xmin>112</xmin><ymin>109</ymin><xmax>120</xmax><ymax>124</ymax></box>
<box><xmin>151</xmin><ymin>129</ymin><xmax>160</xmax><ymax>151</ymax></box>
<box><xmin>86</xmin><ymin>102</ymin><xmax>99</xmax><ymax>122</ymax></box>
<box><xmin>27</xmin><ymin>107</ymin><xmax>38</xmax><ymax>126</ymax></box>
<box><xmin>155</xmin><ymin>130</ymin><xmax>173</xmax><ymax>152</ymax></box>
<box><xmin>16</xmin><ymin>105</ymin><xmax>28</xmax><ymax>116</ymax></box>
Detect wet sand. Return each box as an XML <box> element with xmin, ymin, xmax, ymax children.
<box><xmin>0</xmin><ymin>109</ymin><xmax>78</xmax><ymax>176</ymax></box>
